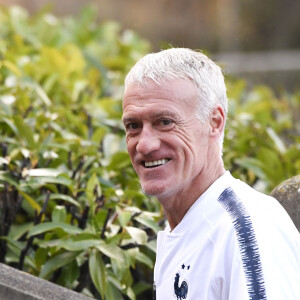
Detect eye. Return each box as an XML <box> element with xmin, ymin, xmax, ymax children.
<box><xmin>160</xmin><ymin>119</ymin><xmax>172</xmax><ymax>126</ymax></box>
<box><xmin>125</xmin><ymin>122</ymin><xmax>140</xmax><ymax>131</ymax></box>
<box><xmin>157</xmin><ymin>119</ymin><xmax>174</xmax><ymax>129</ymax></box>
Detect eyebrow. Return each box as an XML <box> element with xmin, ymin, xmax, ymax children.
<box><xmin>122</xmin><ymin>116</ymin><xmax>136</xmax><ymax>124</ymax></box>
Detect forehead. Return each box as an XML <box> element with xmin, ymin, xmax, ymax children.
<box><xmin>122</xmin><ymin>79</ymin><xmax>198</xmax><ymax>117</ymax></box>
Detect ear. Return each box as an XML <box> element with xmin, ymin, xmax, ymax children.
<box><xmin>209</xmin><ymin>105</ymin><xmax>226</xmax><ymax>138</ymax></box>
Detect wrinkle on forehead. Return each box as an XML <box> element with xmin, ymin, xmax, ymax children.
<box><xmin>122</xmin><ymin>79</ymin><xmax>200</xmax><ymax>124</ymax></box>
<box><xmin>123</xmin><ymin>79</ymin><xmax>197</xmax><ymax>101</ymax></box>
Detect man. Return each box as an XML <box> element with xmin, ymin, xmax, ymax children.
<box><xmin>122</xmin><ymin>48</ymin><xmax>300</xmax><ymax>299</ymax></box>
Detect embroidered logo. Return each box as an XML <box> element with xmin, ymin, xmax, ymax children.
<box><xmin>174</xmin><ymin>264</ymin><xmax>190</xmax><ymax>299</ymax></box>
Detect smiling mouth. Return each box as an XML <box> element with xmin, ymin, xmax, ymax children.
<box><xmin>144</xmin><ymin>158</ymin><xmax>170</xmax><ymax>168</ymax></box>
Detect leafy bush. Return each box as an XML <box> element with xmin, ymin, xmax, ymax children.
<box><xmin>0</xmin><ymin>5</ymin><xmax>299</xmax><ymax>300</ymax></box>
<box><xmin>224</xmin><ymin>79</ymin><xmax>300</xmax><ymax>192</ymax></box>
<box><xmin>0</xmin><ymin>5</ymin><xmax>158</xmax><ymax>299</ymax></box>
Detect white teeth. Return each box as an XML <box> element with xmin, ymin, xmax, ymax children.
<box><xmin>145</xmin><ymin>159</ymin><xmax>169</xmax><ymax>168</ymax></box>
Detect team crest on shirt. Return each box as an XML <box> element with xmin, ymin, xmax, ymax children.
<box><xmin>173</xmin><ymin>263</ymin><xmax>190</xmax><ymax>299</ymax></box>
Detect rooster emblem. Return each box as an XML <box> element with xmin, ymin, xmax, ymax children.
<box><xmin>174</xmin><ymin>273</ymin><xmax>188</xmax><ymax>299</ymax></box>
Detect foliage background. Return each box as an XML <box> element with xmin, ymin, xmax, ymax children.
<box><xmin>0</xmin><ymin>5</ymin><xmax>299</xmax><ymax>300</ymax></box>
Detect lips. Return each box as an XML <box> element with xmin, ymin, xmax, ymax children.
<box><xmin>144</xmin><ymin>158</ymin><xmax>170</xmax><ymax>168</ymax></box>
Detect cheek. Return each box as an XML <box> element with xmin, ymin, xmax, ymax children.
<box><xmin>126</xmin><ymin>137</ymin><xmax>136</xmax><ymax>158</ymax></box>
<box><xmin>173</xmin><ymin>127</ymin><xmax>198</xmax><ymax>156</ymax></box>
<box><xmin>175</xmin><ymin>127</ymin><xmax>209</xmax><ymax>165</ymax></box>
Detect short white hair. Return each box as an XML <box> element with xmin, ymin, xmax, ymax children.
<box><xmin>125</xmin><ymin>48</ymin><xmax>228</xmax><ymax>122</ymax></box>
<box><xmin>124</xmin><ymin>48</ymin><xmax>228</xmax><ymax>151</ymax></box>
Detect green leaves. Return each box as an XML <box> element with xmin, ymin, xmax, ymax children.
<box><xmin>86</xmin><ymin>172</ymin><xmax>101</xmax><ymax>207</ymax></box>
<box><xmin>1</xmin><ymin>4</ymin><xmax>299</xmax><ymax>299</ymax></box>
<box><xmin>89</xmin><ymin>249</ymin><xmax>106</xmax><ymax>298</ymax></box>
<box><xmin>52</xmin><ymin>206</ymin><xmax>67</xmax><ymax>223</ymax></box>
<box><xmin>125</xmin><ymin>226</ymin><xmax>148</xmax><ymax>245</ymax></box>
<box><xmin>19</xmin><ymin>191</ymin><xmax>41</xmax><ymax>213</ymax></box>
<box><xmin>49</xmin><ymin>194</ymin><xmax>80</xmax><ymax>207</ymax></box>
<box><xmin>28</xmin><ymin>222</ymin><xmax>83</xmax><ymax>236</ymax></box>
<box><xmin>224</xmin><ymin>79</ymin><xmax>300</xmax><ymax>192</ymax></box>
<box><xmin>97</xmin><ymin>243</ymin><xmax>125</xmax><ymax>262</ymax></box>
<box><xmin>52</xmin><ymin>239</ymin><xmax>103</xmax><ymax>251</ymax></box>
<box><xmin>0</xmin><ymin>5</ymin><xmax>155</xmax><ymax>299</ymax></box>
<box><xmin>24</xmin><ymin>169</ymin><xmax>63</xmax><ymax>177</ymax></box>
<box><xmin>13</xmin><ymin>116</ymin><xmax>36</xmax><ymax>149</ymax></box>
<box><xmin>3</xmin><ymin>4</ymin><xmax>294</xmax><ymax>300</ymax></box>
<box><xmin>40</xmin><ymin>251</ymin><xmax>80</xmax><ymax>279</ymax></box>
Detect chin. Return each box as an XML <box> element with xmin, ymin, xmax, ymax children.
<box><xmin>141</xmin><ymin>183</ymin><xmax>168</xmax><ymax>198</ymax></box>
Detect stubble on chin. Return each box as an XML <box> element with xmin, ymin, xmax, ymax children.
<box><xmin>140</xmin><ymin>181</ymin><xmax>166</xmax><ymax>198</ymax></box>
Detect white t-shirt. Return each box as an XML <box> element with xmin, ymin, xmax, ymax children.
<box><xmin>154</xmin><ymin>172</ymin><xmax>300</xmax><ymax>299</ymax></box>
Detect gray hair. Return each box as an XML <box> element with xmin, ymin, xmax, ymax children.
<box><xmin>125</xmin><ymin>48</ymin><xmax>228</xmax><ymax>122</ymax></box>
<box><xmin>124</xmin><ymin>48</ymin><xmax>228</xmax><ymax>151</ymax></box>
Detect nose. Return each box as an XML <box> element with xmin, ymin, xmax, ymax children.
<box><xmin>136</xmin><ymin>126</ymin><xmax>160</xmax><ymax>155</ymax></box>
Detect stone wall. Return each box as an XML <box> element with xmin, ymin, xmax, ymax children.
<box><xmin>0</xmin><ymin>263</ymin><xmax>92</xmax><ymax>300</ymax></box>
<box><xmin>271</xmin><ymin>175</ymin><xmax>300</xmax><ymax>232</ymax></box>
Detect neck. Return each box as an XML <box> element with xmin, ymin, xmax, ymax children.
<box><xmin>160</xmin><ymin>161</ymin><xmax>225</xmax><ymax>231</ymax></box>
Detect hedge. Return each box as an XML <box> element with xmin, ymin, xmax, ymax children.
<box><xmin>0</xmin><ymin>5</ymin><xmax>299</xmax><ymax>300</ymax></box>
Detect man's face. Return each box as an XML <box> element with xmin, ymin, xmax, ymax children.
<box><xmin>122</xmin><ymin>79</ymin><xmax>211</xmax><ymax>203</ymax></box>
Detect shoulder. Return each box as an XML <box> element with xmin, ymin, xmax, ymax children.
<box><xmin>216</xmin><ymin>176</ymin><xmax>300</xmax><ymax>298</ymax></box>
